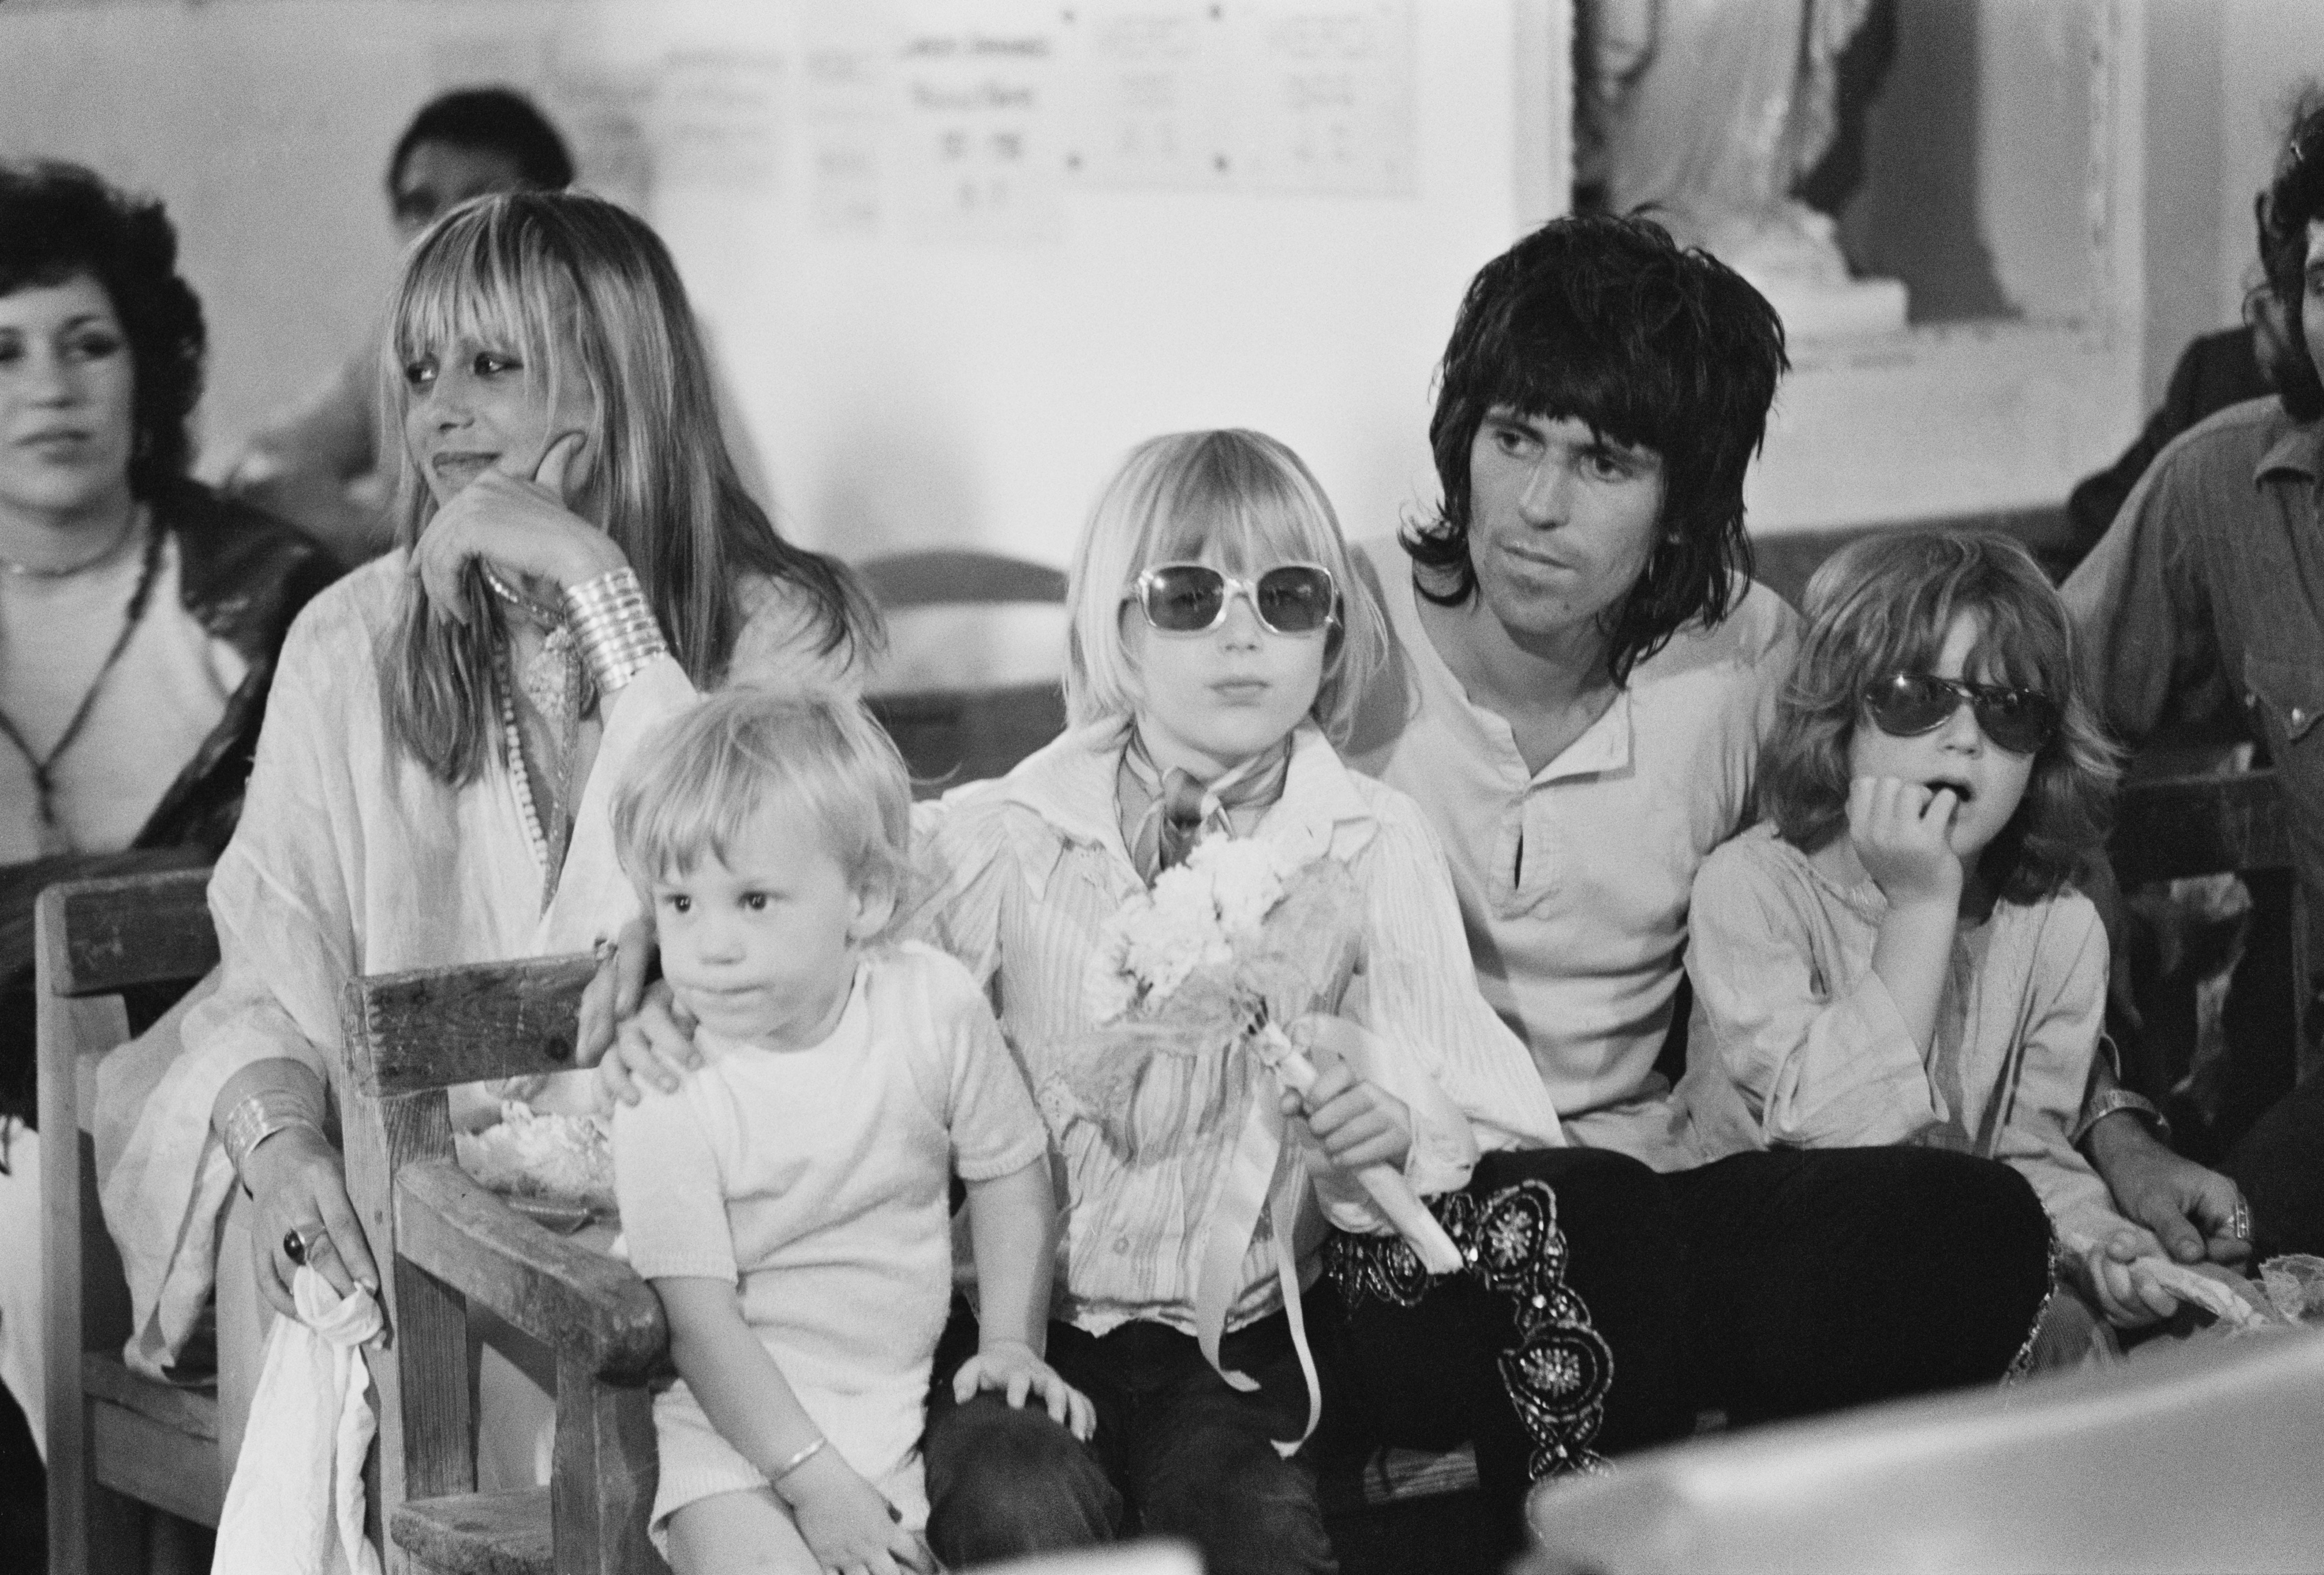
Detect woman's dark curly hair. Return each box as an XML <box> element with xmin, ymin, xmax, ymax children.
<box><xmin>0</xmin><ymin>161</ymin><xmax>205</xmax><ymax>497</ymax></box>
<box><xmin>2255</xmin><ymin>86</ymin><xmax>2324</xmax><ymax>421</ymax></box>
<box><xmin>1758</xmin><ymin>531</ymin><xmax>2120</xmax><ymax>905</ymax></box>
<box><xmin>1403</xmin><ymin>213</ymin><xmax>1788</xmax><ymax>684</ymax></box>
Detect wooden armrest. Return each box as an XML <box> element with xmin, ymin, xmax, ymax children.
<box><xmin>2108</xmin><ymin>769</ymin><xmax>2291</xmax><ymax>888</ymax></box>
<box><xmin>393</xmin><ymin>1158</ymin><xmax>665</xmax><ymax>1383</ymax></box>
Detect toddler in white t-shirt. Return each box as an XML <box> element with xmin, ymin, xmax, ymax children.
<box><xmin>609</xmin><ymin>690</ymin><xmax>1089</xmax><ymax>1575</ymax></box>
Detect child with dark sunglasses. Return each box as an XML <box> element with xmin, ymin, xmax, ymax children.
<box><xmin>1672</xmin><ymin>530</ymin><xmax>2213</xmax><ymax>1346</ymax></box>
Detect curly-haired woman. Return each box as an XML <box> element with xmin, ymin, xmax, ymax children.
<box><xmin>0</xmin><ymin>160</ymin><xmax>335</xmax><ymax>1469</ymax></box>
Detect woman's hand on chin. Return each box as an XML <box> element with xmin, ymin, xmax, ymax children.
<box><xmin>408</xmin><ymin>430</ymin><xmax>626</xmax><ymax>625</ymax></box>
<box><xmin>240</xmin><ymin>1123</ymin><xmax>380</xmax><ymax>1318</ymax></box>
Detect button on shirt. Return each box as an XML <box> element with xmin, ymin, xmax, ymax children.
<box><xmin>1342</xmin><ymin>536</ymin><xmax>1800</xmax><ymax>1166</ymax></box>
<box><xmin>2065</xmin><ymin>397</ymin><xmax>2324</xmax><ymax>963</ymax></box>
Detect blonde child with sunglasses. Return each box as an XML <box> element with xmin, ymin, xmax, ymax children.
<box><xmin>899</xmin><ymin>430</ymin><xmax>1695</xmax><ymax>1571</ymax></box>
<box><xmin>1675</xmin><ymin>531</ymin><xmax>2207</xmax><ymax>1342</ymax></box>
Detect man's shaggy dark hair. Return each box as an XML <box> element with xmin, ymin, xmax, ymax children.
<box><xmin>2255</xmin><ymin>87</ymin><xmax>2324</xmax><ymax>421</ymax></box>
<box><xmin>1403</xmin><ymin>213</ymin><xmax>1788</xmax><ymax>683</ymax></box>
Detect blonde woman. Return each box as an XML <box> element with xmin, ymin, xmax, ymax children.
<box><xmin>102</xmin><ymin>191</ymin><xmax>874</xmax><ymax>1479</ymax></box>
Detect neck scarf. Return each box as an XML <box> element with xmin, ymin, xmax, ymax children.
<box><xmin>1117</xmin><ymin>729</ymin><xmax>1293</xmax><ymax>883</ymax></box>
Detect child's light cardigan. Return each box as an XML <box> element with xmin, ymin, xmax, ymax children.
<box><xmin>1673</xmin><ymin>823</ymin><xmax>2135</xmax><ymax>1251</ymax></box>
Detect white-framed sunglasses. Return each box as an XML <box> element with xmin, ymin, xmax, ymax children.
<box><xmin>1124</xmin><ymin>561</ymin><xmax>1340</xmax><ymax>636</ymax></box>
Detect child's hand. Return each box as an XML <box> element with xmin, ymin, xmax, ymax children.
<box><xmin>950</xmin><ymin>1340</ymin><xmax>1097</xmax><ymax>1441</ymax></box>
<box><xmin>1848</xmin><ymin>775</ymin><xmax>1965</xmax><ymax>908</ymax></box>
<box><xmin>590</xmin><ymin>982</ymin><xmax>702</xmax><ymax>1111</ymax></box>
<box><xmin>777</xmin><ymin>1448</ymin><xmax>932</xmax><ymax>1575</ymax></box>
<box><xmin>1280</xmin><ymin>1056</ymin><xmax>1413</xmax><ymax>1173</ymax></box>
<box><xmin>2075</xmin><ymin>1229</ymin><xmax>2182</xmax><ymax>1328</ymax></box>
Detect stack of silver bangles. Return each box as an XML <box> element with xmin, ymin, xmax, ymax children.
<box><xmin>564</xmin><ymin>566</ymin><xmax>670</xmax><ymax>694</ymax></box>
<box><xmin>221</xmin><ymin>1087</ymin><xmax>324</xmax><ymax>1191</ymax></box>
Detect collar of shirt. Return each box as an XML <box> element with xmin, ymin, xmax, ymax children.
<box><xmin>2253</xmin><ymin>406</ymin><xmax>2324</xmax><ymax>487</ymax></box>
<box><xmin>999</xmin><ymin>717</ymin><xmax>1381</xmax><ymax>888</ymax></box>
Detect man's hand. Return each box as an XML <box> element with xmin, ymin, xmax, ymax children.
<box><xmin>950</xmin><ymin>1341</ymin><xmax>1096</xmax><ymax>1440</ymax></box>
<box><xmin>2085</xmin><ymin>1110</ymin><xmax>2252</xmax><ymax>1265</ymax></box>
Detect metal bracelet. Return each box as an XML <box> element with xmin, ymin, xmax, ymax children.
<box><xmin>221</xmin><ymin>1089</ymin><xmax>324</xmax><ymax>1193</ymax></box>
<box><xmin>563</xmin><ymin>567</ymin><xmax>670</xmax><ymax>694</ymax></box>
<box><xmin>2078</xmin><ymin>1086</ymin><xmax>2170</xmax><ymax>1145</ymax></box>
<box><xmin>767</xmin><ymin>1435</ymin><xmax>827</xmax><ymax>1484</ymax></box>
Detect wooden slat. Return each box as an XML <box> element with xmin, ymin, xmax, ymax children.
<box><xmin>392</xmin><ymin>1488</ymin><xmax>553</xmax><ymax>1575</ymax></box>
<box><xmin>80</xmin><ymin>1354</ymin><xmax>216</xmax><ymax>1440</ymax></box>
<box><xmin>553</xmin><ymin>1353</ymin><xmax>666</xmax><ymax>1575</ymax></box>
<box><xmin>34</xmin><ymin>864</ymin><xmax>216</xmax><ymax>998</ymax></box>
<box><xmin>347</xmin><ymin>953</ymin><xmax>599</xmax><ymax>1096</ymax></box>
<box><xmin>857</xmin><ymin>548</ymin><xmax>1066</xmax><ymax>610</ymax></box>
<box><xmin>395</xmin><ymin>1159</ymin><xmax>666</xmax><ymax>1383</ymax></box>
<box><xmin>871</xmin><ymin>682</ymin><xmax>1066</xmax><ymax>796</ymax></box>
<box><xmin>2108</xmin><ymin>769</ymin><xmax>2293</xmax><ymax>889</ymax></box>
<box><xmin>90</xmin><ymin>1399</ymin><xmax>224</xmax><ymax>1527</ymax></box>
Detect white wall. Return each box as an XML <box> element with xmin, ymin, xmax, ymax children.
<box><xmin>0</xmin><ymin>0</ymin><xmax>1563</xmax><ymax>571</ymax></box>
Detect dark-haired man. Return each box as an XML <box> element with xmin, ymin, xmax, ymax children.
<box><xmin>1342</xmin><ymin>214</ymin><xmax>2056</xmax><ymax>1433</ymax></box>
<box><xmin>228</xmin><ymin>87</ymin><xmax>573</xmax><ymax>562</ymax></box>
<box><xmin>2066</xmin><ymin>97</ymin><xmax>2324</xmax><ymax>1263</ymax></box>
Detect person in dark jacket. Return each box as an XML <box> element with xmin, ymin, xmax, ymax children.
<box><xmin>0</xmin><ymin>161</ymin><xmax>334</xmax><ymax>1530</ymax></box>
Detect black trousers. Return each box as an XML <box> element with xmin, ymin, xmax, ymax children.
<box><xmin>922</xmin><ymin>1306</ymin><xmax>1335</xmax><ymax>1575</ymax></box>
<box><xmin>924</xmin><ymin>1143</ymin><xmax>2052</xmax><ymax>1568</ymax></box>
<box><xmin>1319</xmin><ymin>1144</ymin><xmax>2053</xmax><ymax>1557</ymax></box>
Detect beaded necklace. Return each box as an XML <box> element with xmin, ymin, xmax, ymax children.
<box><xmin>0</xmin><ymin>512</ymin><xmax>163</xmax><ymax>854</ymax></box>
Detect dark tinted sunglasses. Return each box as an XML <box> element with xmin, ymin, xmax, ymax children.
<box><xmin>1128</xmin><ymin>562</ymin><xmax>1339</xmax><ymax>636</ymax></box>
<box><xmin>1860</xmin><ymin>672</ymin><xmax>2060</xmax><ymax>756</ymax></box>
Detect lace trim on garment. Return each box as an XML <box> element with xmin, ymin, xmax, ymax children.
<box><xmin>2005</xmin><ymin>1228</ymin><xmax>2070</xmax><ymax>1386</ymax></box>
<box><xmin>1325</xmin><ymin>1177</ymin><xmax>1613</xmax><ymax>1478</ymax></box>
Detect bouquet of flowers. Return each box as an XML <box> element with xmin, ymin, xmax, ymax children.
<box><xmin>1071</xmin><ymin>835</ymin><xmax>1462</xmax><ymax>1272</ymax></box>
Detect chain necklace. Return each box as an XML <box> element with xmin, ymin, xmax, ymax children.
<box><xmin>0</xmin><ymin>506</ymin><xmax>142</xmax><ymax>580</ymax></box>
<box><xmin>0</xmin><ymin>515</ymin><xmax>164</xmax><ymax>854</ymax></box>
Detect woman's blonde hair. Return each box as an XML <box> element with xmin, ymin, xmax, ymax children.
<box><xmin>1757</xmin><ymin>530</ymin><xmax>2121</xmax><ymax>904</ymax></box>
<box><xmin>611</xmin><ymin>690</ymin><xmax>913</xmax><ymax>933</ymax></box>
<box><xmin>376</xmin><ymin>192</ymin><xmax>876</xmax><ymax>782</ymax></box>
<box><xmin>1065</xmin><ymin>429</ymin><xmax>1385</xmax><ymax>746</ymax></box>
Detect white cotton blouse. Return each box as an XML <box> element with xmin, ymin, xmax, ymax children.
<box><xmin>102</xmin><ymin>550</ymin><xmax>857</xmax><ymax>1375</ymax></box>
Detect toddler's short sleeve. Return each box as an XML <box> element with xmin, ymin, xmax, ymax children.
<box><xmin>911</xmin><ymin>949</ymin><xmax>1049</xmax><ymax>1182</ymax></box>
<box><xmin>612</xmin><ymin>1082</ymin><xmax>738</xmax><ymax>1283</ymax></box>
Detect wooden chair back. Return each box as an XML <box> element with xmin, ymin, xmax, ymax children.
<box><xmin>2108</xmin><ymin>767</ymin><xmax>2315</xmax><ymax>1084</ymax></box>
<box><xmin>35</xmin><ymin>865</ymin><xmax>222</xmax><ymax>1575</ymax></box>
<box><xmin>339</xmin><ymin>952</ymin><xmax>667</xmax><ymax>1575</ymax></box>
<box><xmin>860</xmin><ymin>548</ymin><xmax>1069</xmax><ymax>795</ymax></box>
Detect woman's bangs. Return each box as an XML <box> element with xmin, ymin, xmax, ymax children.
<box><xmin>392</xmin><ymin>214</ymin><xmax>568</xmax><ymax>392</ymax></box>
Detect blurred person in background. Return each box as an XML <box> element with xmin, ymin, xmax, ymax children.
<box><xmin>225</xmin><ymin>86</ymin><xmax>572</xmax><ymax>565</ymax></box>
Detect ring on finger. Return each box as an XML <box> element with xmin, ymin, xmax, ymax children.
<box><xmin>282</xmin><ymin>1223</ymin><xmax>328</xmax><ymax>1267</ymax></box>
<box><xmin>2227</xmin><ymin>1198</ymin><xmax>2253</xmax><ymax>1241</ymax></box>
